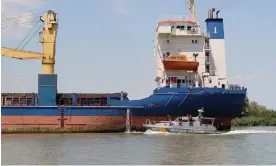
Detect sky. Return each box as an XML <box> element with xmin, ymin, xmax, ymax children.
<box><xmin>1</xmin><ymin>0</ymin><xmax>276</xmax><ymax>109</ymax></box>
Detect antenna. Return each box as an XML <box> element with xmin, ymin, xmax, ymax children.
<box><xmin>186</xmin><ymin>0</ymin><xmax>195</xmax><ymax>22</ymax></box>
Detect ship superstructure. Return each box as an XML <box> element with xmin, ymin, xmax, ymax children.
<box><xmin>154</xmin><ymin>0</ymin><xmax>228</xmax><ymax>90</ymax></box>
<box><xmin>1</xmin><ymin>1</ymin><xmax>247</xmax><ymax>133</ymax></box>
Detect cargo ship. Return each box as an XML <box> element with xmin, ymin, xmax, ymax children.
<box><xmin>1</xmin><ymin>0</ymin><xmax>247</xmax><ymax>133</ymax></box>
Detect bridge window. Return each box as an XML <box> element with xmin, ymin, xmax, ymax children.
<box><xmin>192</xmin><ymin>40</ymin><xmax>198</xmax><ymax>44</ymax></box>
<box><xmin>176</xmin><ymin>25</ymin><xmax>185</xmax><ymax>30</ymax></box>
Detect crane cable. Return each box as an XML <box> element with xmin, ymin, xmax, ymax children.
<box><xmin>2</xmin><ymin>21</ymin><xmax>42</xmax><ymax>57</ymax></box>
<box><xmin>2</xmin><ymin>16</ymin><xmax>40</xmax><ymax>24</ymax></box>
<box><xmin>2</xmin><ymin>12</ymin><xmax>44</xmax><ymax>22</ymax></box>
<box><xmin>2</xmin><ymin>17</ymin><xmax>41</xmax><ymax>28</ymax></box>
<box><xmin>1</xmin><ymin>12</ymin><xmax>44</xmax><ymax>29</ymax></box>
<box><xmin>20</xmin><ymin>23</ymin><xmax>44</xmax><ymax>50</ymax></box>
<box><xmin>2</xmin><ymin>20</ymin><xmax>40</xmax><ymax>29</ymax></box>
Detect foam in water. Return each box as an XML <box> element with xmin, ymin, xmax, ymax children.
<box><xmin>220</xmin><ymin>129</ymin><xmax>276</xmax><ymax>135</ymax></box>
<box><xmin>141</xmin><ymin>129</ymin><xmax>276</xmax><ymax>136</ymax></box>
<box><xmin>143</xmin><ymin>129</ymin><xmax>169</xmax><ymax>135</ymax></box>
<box><xmin>124</xmin><ymin>130</ymin><xmax>143</xmax><ymax>134</ymax></box>
<box><xmin>143</xmin><ymin>129</ymin><xmax>185</xmax><ymax>135</ymax></box>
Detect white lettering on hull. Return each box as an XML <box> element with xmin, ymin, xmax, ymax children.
<box><xmin>169</xmin><ymin>128</ymin><xmax>205</xmax><ymax>134</ymax></box>
<box><xmin>149</xmin><ymin>127</ymin><xmax>207</xmax><ymax>134</ymax></box>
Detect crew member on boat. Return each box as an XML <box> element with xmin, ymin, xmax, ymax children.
<box><xmin>179</xmin><ymin>117</ymin><xmax>183</xmax><ymax>126</ymax></box>
<box><xmin>188</xmin><ymin>114</ymin><xmax>193</xmax><ymax>126</ymax></box>
<box><xmin>198</xmin><ymin>113</ymin><xmax>202</xmax><ymax>125</ymax></box>
<box><xmin>167</xmin><ymin>115</ymin><xmax>173</xmax><ymax>126</ymax></box>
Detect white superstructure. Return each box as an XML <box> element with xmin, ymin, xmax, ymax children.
<box><xmin>154</xmin><ymin>0</ymin><xmax>228</xmax><ymax>89</ymax></box>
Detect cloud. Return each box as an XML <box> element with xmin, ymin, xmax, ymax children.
<box><xmin>2</xmin><ymin>0</ymin><xmax>45</xmax><ymax>9</ymax></box>
<box><xmin>114</xmin><ymin>0</ymin><xmax>132</xmax><ymax>15</ymax></box>
<box><xmin>1</xmin><ymin>0</ymin><xmax>46</xmax><ymax>39</ymax></box>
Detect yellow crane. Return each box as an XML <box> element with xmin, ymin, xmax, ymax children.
<box><xmin>1</xmin><ymin>10</ymin><xmax>58</xmax><ymax>75</ymax></box>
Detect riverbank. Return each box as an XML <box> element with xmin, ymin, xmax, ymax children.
<box><xmin>232</xmin><ymin>99</ymin><xmax>276</xmax><ymax>127</ymax></box>
<box><xmin>232</xmin><ymin>116</ymin><xmax>276</xmax><ymax>126</ymax></box>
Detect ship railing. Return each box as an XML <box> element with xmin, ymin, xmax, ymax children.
<box><xmin>145</xmin><ymin>119</ymin><xmax>169</xmax><ymax>125</ymax></box>
<box><xmin>202</xmin><ymin>69</ymin><xmax>218</xmax><ymax>77</ymax></box>
<box><xmin>145</xmin><ymin>119</ymin><xmax>153</xmax><ymax>125</ymax></box>
<box><xmin>158</xmin><ymin>15</ymin><xmax>197</xmax><ymax>23</ymax></box>
<box><xmin>227</xmin><ymin>84</ymin><xmax>246</xmax><ymax>91</ymax></box>
<box><xmin>171</xmin><ymin>29</ymin><xmax>203</xmax><ymax>36</ymax></box>
<box><xmin>1</xmin><ymin>97</ymin><xmax>35</xmax><ymax>106</ymax></box>
<box><xmin>200</xmin><ymin>117</ymin><xmax>215</xmax><ymax>126</ymax></box>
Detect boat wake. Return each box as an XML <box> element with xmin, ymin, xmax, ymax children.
<box><xmin>124</xmin><ymin>130</ymin><xmax>143</xmax><ymax>134</ymax></box>
<box><xmin>143</xmin><ymin>129</ymin><xmax>169</xmax><ymax>135</ymax></box>
<box><xmin>219</xmin><ymin>129</ymin><xmax>276</xmax><ymax>135</ymax></box>
<box><xmin>142</xmin><ymin>129</ymin><xmax>276</xmax><ymax>136</ymax></box>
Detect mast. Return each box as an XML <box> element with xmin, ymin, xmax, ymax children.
<box><xmin>186</xmin><ymin>0</ymin><xmax>195</xmax><ymax>22</ymax></box>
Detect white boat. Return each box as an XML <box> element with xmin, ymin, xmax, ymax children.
<box><xmin>143</xmin><ymin>109</ymin><xmax>218</xmax><ymax>134</ymax></box>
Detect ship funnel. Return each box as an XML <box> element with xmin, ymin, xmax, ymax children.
<box><xmin>208</xmin><ymin>8</ymin><xmax>215</xmax><ymax>19</ymax></box>
<box><xmin>216</xmin><ymin>10</ymin><xmax>220</xmax><ymax>19</ymax></box>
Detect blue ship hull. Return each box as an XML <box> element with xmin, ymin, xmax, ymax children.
<box><xmin>1</xmin><ymin>87</ymin><xmax>247</xmax><ymax>132</ymax></box>
<box><xmin>109</xmin><ymin>87</ymin><xmax>247</xmax><ymax>117</ymax></box>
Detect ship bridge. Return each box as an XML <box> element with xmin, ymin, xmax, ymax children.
<box><xmin>156</xmin><ymin>15</ymin><xmax>206</xmax><ymax>38</ymax></box>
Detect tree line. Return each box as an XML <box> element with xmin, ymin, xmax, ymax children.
<box><xmin>232</xmin><ymin>95</ymin><xmax>276</xmax><ymax>126</ymax></box>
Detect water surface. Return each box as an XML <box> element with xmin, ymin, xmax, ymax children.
<box><xmin>2</xmin><ymin>126</ymin><xmax>276</xmax><ymax>165</ymax></box>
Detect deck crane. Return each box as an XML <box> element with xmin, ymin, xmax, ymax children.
<box><xmin>1</xmin><ymin>10</ymin><xmax>58</xmax><ymax>75</ymax></box>
<box><xmin>186</xmin><ymin>0</ymin><xmax>196</xmax><ymax>22</ymax></box>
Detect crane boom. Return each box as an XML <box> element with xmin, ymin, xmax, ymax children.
<box><xmin>2</xmin><ymin>47</ymin><xmax>43</xmax><ymax>60</ymax></box>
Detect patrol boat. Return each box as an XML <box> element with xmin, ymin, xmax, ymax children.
<box><xmin>143</xmin><ymin>109</ymin><xmax>218</xmax><ymax>134</ymax></box>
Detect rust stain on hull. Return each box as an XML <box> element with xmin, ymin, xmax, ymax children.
<box><xmin>1</xmin><ymin>116</ymin><xmax>233</xmax><ymax>133</ymax></box>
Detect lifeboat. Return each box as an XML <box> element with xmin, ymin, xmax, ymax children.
<box><xmin>162</xmin><ymin>54</ymin><xmax>199</xmax><ymax>71</ymax></box>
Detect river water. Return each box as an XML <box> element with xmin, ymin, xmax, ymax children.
<box><xmin>2</xmin><ymin>127</ymin><xmax>276</xmax><ymax>165</ymax></box>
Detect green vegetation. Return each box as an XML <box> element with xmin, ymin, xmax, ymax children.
<box><xmin>232</xmin><ymin>96</ymin><xmax>276</xmax><ymax>126</ymax></box>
